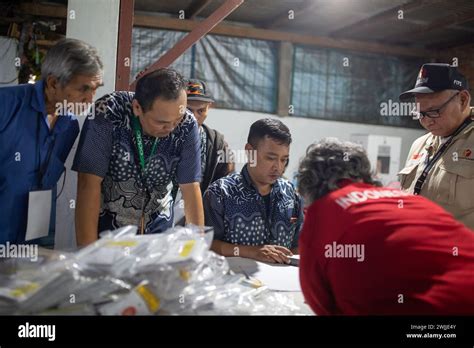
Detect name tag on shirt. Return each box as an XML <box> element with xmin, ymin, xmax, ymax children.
<box><xmin>25</xmin><ymin>190</ymin><xmax>52</xmax><ymax>241</ymax></box>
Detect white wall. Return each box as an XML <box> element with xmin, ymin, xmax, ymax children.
<box><xmin>0</xmin><ymin>37</ymin><xmax>19</xmax><ymax>86</ymax></box>
<box><xmin>205</xmin><ymin>109</ymin><xmax>426</xmax><ymax>182</ymax></box>
<box><xmin>66</xmin><ymin>0</ymin><xmax>120</xmax><ymax>96</ymax></box>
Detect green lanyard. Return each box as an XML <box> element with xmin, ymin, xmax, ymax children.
<box><xmin>131</xmin><ymin>116</ymin><xmax>159</xmax><ymax>172</ymax></box>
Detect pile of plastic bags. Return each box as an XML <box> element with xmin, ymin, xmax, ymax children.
<box><xmin>0</xmin><ymin>225</ymin><xmax>305</xmax><ymax>315</ymax></box>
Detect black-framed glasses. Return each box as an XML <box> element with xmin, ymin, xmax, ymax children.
<box><xmin>411</xmin><ymin>92</ymin><xmax>460</xmax><ymax>119</ymax></box>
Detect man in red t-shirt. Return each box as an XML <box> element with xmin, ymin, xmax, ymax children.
<box><xmin>297</xmin><ymin>138</ymin><xmax>474</xmax><ymax>315</ymax></box>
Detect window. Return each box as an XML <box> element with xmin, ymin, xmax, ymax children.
<box><xmin>291</xmin><ymin>45</ymin><xmax>424</xmax><ymax>128</ymax></box>
<box><xmin>131</xmin><ymin>27</ymin><xmax>278</xmax><ymax>113</ymax></box>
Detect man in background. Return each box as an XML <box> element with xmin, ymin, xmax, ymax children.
<box><xmin>172</xmin><ymin>79</ymin><xmax>234</xmax><ymax>225</ymax></box>
<box><xmin>398</xmin><ymin>63</ymin><xmax>473</xmax><ymax>229</ymax></box>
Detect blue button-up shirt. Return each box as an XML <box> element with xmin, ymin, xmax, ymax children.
<box><xmin>204</xmin><ymin>164</ymin><xmax>304</xmax><ymax>249</ymax></box>
<box><xmin>0</xmin><ymin>80</ymin><xmax>79</xmax><ymax>243</ymax></box>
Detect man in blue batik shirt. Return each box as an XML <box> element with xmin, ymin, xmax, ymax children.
<box><xmin>204</xmin><ymin>118</ymin><xmax>304</xmax><ymax>264</ymax></box>
<box><xmin>73</xmin><ymin>68</ymin><xmax>204</xmax><ymax>246</ymax></box>
<box><xmin>0</xmin><ymin>38</ymin><xmax>103</xmax><ymax>245</ymax></box>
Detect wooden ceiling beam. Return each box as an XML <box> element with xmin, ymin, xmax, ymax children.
<box><xmin>134</xmin><ymin>14</ymin><xmax>438</xmax><ymax>58</ymax></box>
<box><xmin>17</xmin><ymin>1</ymin><xmax>441</xmax><ymax>59</ymax></box>
<box><xmin>186</xmin><ymin>0</ymin><xmax>213</xmax><ymax>20</ymax></box>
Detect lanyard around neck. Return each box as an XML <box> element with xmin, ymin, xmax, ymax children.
<box><xmin>131</xmin><ymin>115</ymin><xmax>159</xmax><ymax>172</ymax></box>
<box><xmin>36</xmin><ymin>113</ymin><xmax>55</xmax><ymax>189</ymax></box>
<box><xmin>414</xmin><ymin>118</ymin><xmax>472</xmax><ymax>195</ymax></box>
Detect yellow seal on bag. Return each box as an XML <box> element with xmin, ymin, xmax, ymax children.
<box><xmin>10</xmin><ymin>282</ymin><xmax>39</xmax><ymax>298</ymax></box>
<box><xmin>136</xmin><ymin>284</ymin><xmax>160</xmax><ymax>313</ymax></box>
<box><xmin>179</xmin><ymin>240</ymin><xmax>196</xmax><ymax>257</ymax></box>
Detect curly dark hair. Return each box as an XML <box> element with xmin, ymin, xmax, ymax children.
<box><xmin>297</xmin><ymin>138</ymin><xmax>381</xmax><ymax>205</ymax></box>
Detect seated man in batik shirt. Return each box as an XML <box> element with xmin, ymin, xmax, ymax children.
<box><xmin>204</xmin><ymin>118</ymin><xmax>303</xmax><ymax>264</ymax></box>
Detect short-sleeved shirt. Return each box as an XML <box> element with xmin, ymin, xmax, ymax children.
<box><xmin>0</xmin><ymin>80</ymin><xmax>79</xmax><ymax>243</ymax></box>
<box><xmin>203</xmin><ymin>164</ymin><xmax>303</xmax><ymax>249</ymax></box>
<box><xmin>398</xmin><ymin>119</ymin><xmax>474</xmax><ymax>229</ymax></box>
<box><xmin>72</xmin><ymin>91</ymin><xmax>201</xmax><ymax>235</ymax></box>
<box><xmin>299</xmin><ymin>181</ymin><xmax>474</xmax><ymax>315</ymax></box>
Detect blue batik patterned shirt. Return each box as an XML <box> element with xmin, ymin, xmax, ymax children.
<box><xmin>203</xmin><ymin>164</ymin><xmax>303</xmax><ymax>249</ymax></box>
<box><xmin>72</xmin><ymin>91</ymin><xmax>201</xmax><ymax>235</ymax></box>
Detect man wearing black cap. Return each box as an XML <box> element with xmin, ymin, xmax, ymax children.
<box><xmin>398</xmin><ymin>63</ymin><xmax>474</xmax><ymax>229</ymax></box>
<box><xmin>171</xmin><ymin>79</ymin><xmax>233</xmax><ymax>225</ymax></box>
<box><xmin>186</xmin><ymin>79</ymin><xmax>234</xmax><ymax>193</ymax></box>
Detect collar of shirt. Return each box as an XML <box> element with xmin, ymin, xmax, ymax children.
<box><xmin>425</xmin><ymin>136</ymin><xmax>440</xmax><ymax>158</ymax></box>
<box><xmin>31</xmin><ymin>79</ymin><xmax>46</xmax><ymax>114</ymax></box>
<box><xmin>32</xmin><ymin>80</ymin><xmax>77</xmax><ymax>131</ymax></box>
<box><xmin>439</xmin><ymin>136</ymin><xmax>450</xmax><ymax>146</ymax></box>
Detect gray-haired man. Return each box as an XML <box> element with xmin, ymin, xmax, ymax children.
<box><xmin>0</xmin><ymin>38</ymin><xmax>103</xmax><ymax>245</ymax></box>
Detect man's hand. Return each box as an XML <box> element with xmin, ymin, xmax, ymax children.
<box><xmin>210</xmin><ymin>240</ymin><xmax>293</xmax><ymax>264</ymax></box>
<box><xmin>246</xmin><ymin>245</ymin><xmax>293</xmax><ymax>264</ymax></box>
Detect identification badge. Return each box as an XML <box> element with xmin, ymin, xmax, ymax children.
<box><xmin>25</xmin><ymin>190</ymin><xmax>52</xmax><ymax>241</ymax></box>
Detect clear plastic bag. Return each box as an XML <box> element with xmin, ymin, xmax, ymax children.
<box><xmin>0</xmin><ymin>225</ymin><xmax>309</xmax><ymax>315</ymax></box>
<box><xmin>0</xmin><ymin>250</ymin><xmax>80</xmax><ymax>314</ymax></box>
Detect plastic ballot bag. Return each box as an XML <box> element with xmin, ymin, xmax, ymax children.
<box><xmin>75</xmin><ymin>225</ymin><xmax>213</xmax><ymax>277</ymax></box>
<box><xmin>0</xmin><ymin>225</ymin><xmax>306</xmax><ymax>315</ymax></box>
<box><xmin>0</xmin><ymin>248</ymin><xmax>130</xmax><ymax>315</ymax></box>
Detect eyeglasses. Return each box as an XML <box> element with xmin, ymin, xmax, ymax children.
<box><xmin>411</xmin><ymin>92</ymin><xmax>460</xmax><ymax>119</ymax></box>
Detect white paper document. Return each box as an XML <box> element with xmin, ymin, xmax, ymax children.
<box><xmin>25</xmin><ymin>190</ymin><xmax>52</xmax><ymax>241</ymax></box>
<box><xmin>227</xmin><ymin>257</ymin><xmax>301</xmax><ymax>292</ymax></box>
